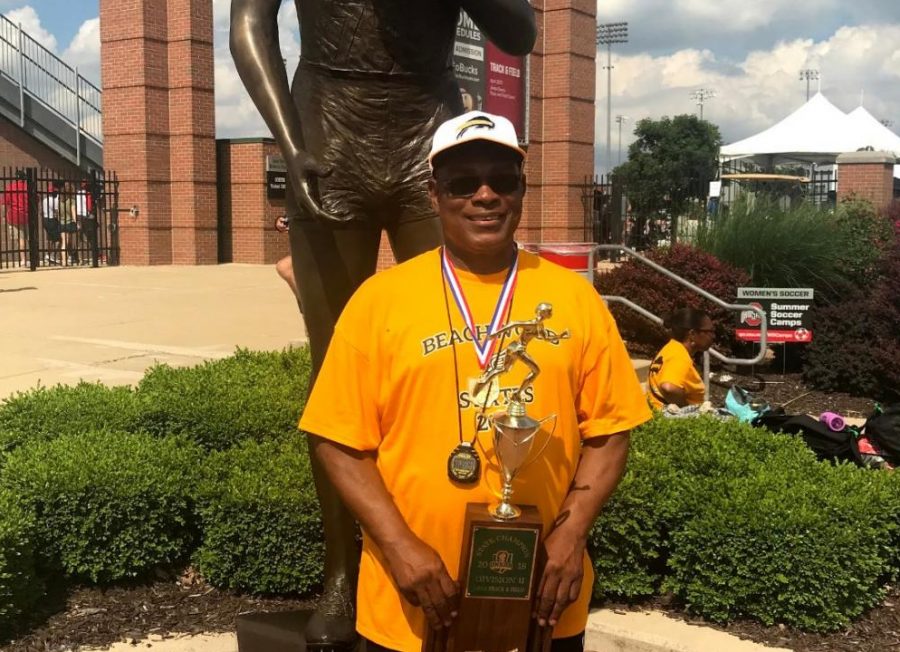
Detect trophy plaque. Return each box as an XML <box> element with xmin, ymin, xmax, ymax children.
<box><xmin>425</xmin><ymin>304</ymin><xmax>567</xmax><ymax>652</ymax></box>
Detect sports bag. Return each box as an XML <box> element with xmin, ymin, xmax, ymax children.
<box><xmin>864</xmin><ymin>404</ymin><xmax>900</xmax><ymax>461</ymax></box>
<box><xmin>754</xmin><ymin>413</ymin><xmax>855</xmax><ymax>464</ymax></box>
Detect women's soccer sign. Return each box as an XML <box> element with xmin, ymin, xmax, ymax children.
<box><xmin>737</xmin><ymin>288</ymin><xmax>814</xmax><ymax>343</ymax></box>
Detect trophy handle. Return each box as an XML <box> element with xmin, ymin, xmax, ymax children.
<box><xmin>519</xmin><ymin>414</ymin><xmax>557</xmax><ymax>474</ymax></box>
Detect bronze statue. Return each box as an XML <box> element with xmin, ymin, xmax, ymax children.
<box><xmin>229</xmin><ymin>2</ymin><xmax>535</xmax><ymax>649</ymax></box>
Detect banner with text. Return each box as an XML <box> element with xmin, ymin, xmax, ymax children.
<box><xmin>453</xmin><ymin>12</ymin><xmax>527</xmax><ymax>141</ymax></box>
<box><xmin>736</xmin><ymin>287</ymin><xmax>814</xmax><ymax>343</ymax></box>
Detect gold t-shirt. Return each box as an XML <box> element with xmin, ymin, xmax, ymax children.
<box><xmin>300</xmin><ymin>247</ymin><xmax>651</xmax><ymax>651</ymax></box>
<box><xmin>646</xmin><ymin>339</ymin><xmax>705</xmax><ymax>409</ymax></box>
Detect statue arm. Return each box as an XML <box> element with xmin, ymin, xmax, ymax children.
<box><xmin>459</xmin><ymin>0</ymin><xmax>537</xmax><ymax>56</ymax></box>
<box><xmin>229</xmin><ymin>0</ymin><xmax>344</xmax><ymax>222</ymax></box>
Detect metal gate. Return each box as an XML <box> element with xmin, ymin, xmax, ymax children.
<box><xmin>0</xmin><ymin>167</ymin><xmax>119</xmax><ymax>270</ymax></box>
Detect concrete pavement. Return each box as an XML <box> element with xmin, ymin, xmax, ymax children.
<box><xmin>0</xmin><ymin>264</ymin><xmax>307</xmax><ymax>399</ymax></box>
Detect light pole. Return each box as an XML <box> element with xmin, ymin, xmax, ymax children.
<box><xmin>615</xmin><ymin>115</ymin><xmax>628</xmax><ymax>166</ymax></box>
<box><xmin>597</xmin><ymin>21</ymin><xmax>628</xmax><ymax>176</ymax></box>
<box><xmin>799</xmin><ymin>69</ymin><xmax>819</xmax><ymax>101</ymax></box>
<box><xmin>690</xmin><ymin>88</ymin><xmax>716</xmax><ymax>120</ymax></box>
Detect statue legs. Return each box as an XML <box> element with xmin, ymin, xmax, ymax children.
<box><xmin>291</xmin><ymin>213</ymin><xmax>442</xmax><ymax>649</ymax></box>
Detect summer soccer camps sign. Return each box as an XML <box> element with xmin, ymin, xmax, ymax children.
<box><xmin>453</xmin><ymin>12</ymin><xmax>528</xmax><ymax>142</ymax></box>
<box><xmin>736</xmin><ymin>288</ymin><xmax>814</xmax><ymax>343</ymax></box>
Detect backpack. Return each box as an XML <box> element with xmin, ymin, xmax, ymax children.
<box><xmin>754</xmin><ymin>413</ymin><xmax>856</xmax><ymax>464</ymax></box>
<box><xmin>864</xmin><ymin>404</ymin><xmax>900</xmax><ymax>461</ymax></box>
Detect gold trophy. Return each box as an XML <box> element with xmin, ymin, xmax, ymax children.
<box><xmin>426</xmin><ymin>303</ymin><xmax>569</xmax><ymax>652</ymax></box>
<box><xmin>473</xmin><ymin>303</ymin><xmax>568</xmax><ymax>520</ymax></box>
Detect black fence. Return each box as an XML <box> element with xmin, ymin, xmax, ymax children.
<box><xmin>585</xmin><ymin>174</ymin><xmax>709</xmax><ymax>253</ymax></box>
<box><xmin>718</xmin><ymin>160</ymin><xmax>837</xmax><ymax>209</ymax></box>
<box><xmin>585</xmin><ymin>163</ymin><xmax>840</xmax><ymax>257</ymax></box>
<box><xmin>0</xmin><ymin>167</ymin><xmax>119</xmax><ymax>271</ymax></box>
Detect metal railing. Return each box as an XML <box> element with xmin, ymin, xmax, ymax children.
<box><xmin>596</xmin><ymin>244</ymin><xmax>768</xmax><ymax>400</ymax></box>
<box><xmin>0</xmin><ymin>15</ymin><xmax>102</xmax><ymax>161</ymax></box>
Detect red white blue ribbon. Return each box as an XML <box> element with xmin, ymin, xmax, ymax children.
<box><xmin>441</xmin><ymin>246</ymin><xmax>518</xmax><ymax>369</ymax></box>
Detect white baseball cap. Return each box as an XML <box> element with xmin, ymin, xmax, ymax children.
<box><xmin>428</xmin><ymin>111</ymin><xmax>526</xmax><ymax>168</ymax></box>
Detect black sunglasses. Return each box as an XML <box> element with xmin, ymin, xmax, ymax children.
<box><xmin>439</xmin><ymin>173</ymin><xmax>522</xmax><ymax>198</ymax></box>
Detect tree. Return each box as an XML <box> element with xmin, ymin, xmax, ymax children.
<box><xmin>613</xmin><ymin>115</ymin><xmax>722</xmax><ymax>244</ymax></box>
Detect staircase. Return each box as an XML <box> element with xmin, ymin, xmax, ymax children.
<box><xmin>0</xmin><ymin>15</ymin><xmax>102</xmax><ymax>170</ymax></box>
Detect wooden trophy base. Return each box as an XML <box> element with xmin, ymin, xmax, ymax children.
<box><xmin>425</xmin><ymin>503</ymin><xmax>550</xmax><ymax>652</ymax></box>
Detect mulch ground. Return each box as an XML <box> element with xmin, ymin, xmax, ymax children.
<box><xmin>1</xmin><ymin>372</ymin><xmax>889</xmax><ymax>652</ymax></box>
<box><xmin>707</xmin><ymin>369</ymin><xmax>876</xmax><ymax>420</ymax></box>
<box><xmin>1</xmin><ymin>568</ymin><xmax>314</xmax><ymax>652</ymax></box>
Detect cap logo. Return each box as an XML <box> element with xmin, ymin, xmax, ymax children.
<box><xmin>456</xmin><ymin>115</ymin><xmax>495</xmax><ymax>139</ymax></box>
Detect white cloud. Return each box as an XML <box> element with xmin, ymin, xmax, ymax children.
<box><xmin>212</xmin><ymin>0</ymin><xmax>301</xmax><ymax>138</ymax></box>
<box><xmin>3</xmin><ymin>5</ymin><xmax>57</xmax><ymax>50</ymax></box>
<box><xmin>62</xmin><ymin>17</ymin><xmax>100</xmax><ymax>85</ymax></box>
<box><xmin>596</xmin><ymin>23</ymin><xmax>900</xmax><ymax>173</ymax></box>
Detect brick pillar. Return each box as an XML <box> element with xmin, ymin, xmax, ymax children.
<box><xmin>836</xmin><ymin>151</ymin><xmax>896</xmax><ymax>210</ymax></box>
<box><xmin>100</xmin><ymin>0</ymin><xmax>171</xmax><ymax>264</ymax></box>
<box><xmin>521</xmin><ymin>0</ymin><xmax>595</xmax><ymax>244</ymax></box>
<box><xmin>100</xmin><ymin>0</ymin><xmax>216</xmax><ymax>265</ymax></box>
<box><xmin>167</xmin><ymin>0</ymin><xmax>217</xmax><ymax>264</ymax></box>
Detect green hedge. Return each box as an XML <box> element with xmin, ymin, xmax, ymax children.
<box><xmin>0</xmin><ymin>489</ymin><xmax>41</xmax><ymax>642</ymax></box>
<box><xmin>134</xmin><ymin>347</ymin><xmax>312</xmax><ymax>450</ymax></box>
<box><xmin>194</xmin><ymin>434</ymin><xmax>325</xmax><ymax>594</ymax></box>
<box><xmin>0</xmin><ymin>382</ymin><xmax>139</xmax><ymax>460</ymax></box>
<box><xmin>666</xmin><ymin>463</ymin><xmax>899</xmax><ymax>631</ymax></box>
<box><xmin>0</xmin><ymin>431</ymin><xmax>202</xmax><ymax>583</ymax></box>
<box><xmin>590</xmin><ymin>417</ymin><xmax>900</xmax><ymax>631</ymax></box>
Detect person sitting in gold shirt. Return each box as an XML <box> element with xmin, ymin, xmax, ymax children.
<box><xmin>647</xmin><ymin>307</ymin><xmax>715</xmax><ymax>409</ymax></box>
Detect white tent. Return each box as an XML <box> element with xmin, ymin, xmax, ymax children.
<box><xmin>845</xmin><ymin>107</ymin><xmax>900</xmax><ymax>178</ymax></box>
<box><xmin>845</xmin><ymin>106</ymin><xmax>900</xmax><ymax>155</ymax></box>
<box><xmin>720</xmin><ymin>93</ymin><xmax>860</xmax><ymax>164</ymax></box>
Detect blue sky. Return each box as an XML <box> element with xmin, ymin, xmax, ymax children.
<box><xmin>4</xmin><ymin>1</ymin><xmax>900</xmax><ymax>173</ymax></box>
<box><xmin>16</xmin><ymin>0</ymin><xmax>91</xmax><ymax>45</ymax></box>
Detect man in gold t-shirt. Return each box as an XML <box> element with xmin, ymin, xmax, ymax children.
<box><xmin>300</xmin><ymin>111</ymin><xmax>651</xmax><ymax>652</ymax></box>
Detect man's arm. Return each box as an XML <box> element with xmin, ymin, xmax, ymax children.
<box><xmin>229</xmin><ymin>0</ymin><xmax>342</xmax><ymax>222</ymax></box>
<box><xmin>309</xmin><ymin>436</ymin><xmax>460</xmax><ymax>630</ymax></box>
<box><xmin>460</xmin><ymin>0</ymin><xmax>536</xmax><ymax>56</ymax></box>
<box><xmin>534</xmin><ymin>431</ymin><xmax>630</xmax><ymax>627</ymax></box>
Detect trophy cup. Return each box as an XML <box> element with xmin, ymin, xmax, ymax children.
<box><xmin>425</xmin><ymin>304</ymin><xmax>568</xmax><ymax>652</ymax></box>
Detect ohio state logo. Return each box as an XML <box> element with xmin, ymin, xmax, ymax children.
<box><xmin>740</xmin><ymin>302</ymin><xmax>763</xmax><ymax>327</ymax></box>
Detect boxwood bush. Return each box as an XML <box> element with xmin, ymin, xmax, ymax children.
<box><xmin>0</xmin><ymin>382</ymin><xmax>139</xmax><ymax>460</ymax></box>
<box><xmin>590</xmin><ymin>416</ymin><xmax>900</xmax><ymax>631</ymax></box>
<box><xmin>134</xmin><ymin>347</ymin><xmax>312</xmax><ymax>450</ymax></box>
<box><xmin>590</xmin><ymin>417</ymin><xmax>815</xmax><ymax>599</ymax></box>
<box><xmin>665</xmin><ymin>463</ymin><xmax>900</xmax><ymax>632</ymax></box>
<box><xmin>0</xmin><ymin>431</ymin><xmax>202</xmax><ymax>583</ymax></box>
<box><xmin>194</xmin><ymin>434</ymin><xmax>325</xmax><ymax>594</ymax></box>
<box><xmin>0</xmin><ymin>489</ymin><xmax>41</xmax><ymax>641</ymax></box>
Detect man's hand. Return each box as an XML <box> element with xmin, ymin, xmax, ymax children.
<box><xmin>382</xmin><ymin>534</ymin><xmax>460</xmax><ymax>630</ymax></box>
<box><xmin>534</xmin><ymin>526</ymin><xmax>585</xmax><ymax>627</ymax></box>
